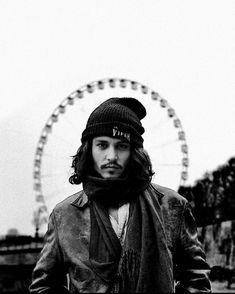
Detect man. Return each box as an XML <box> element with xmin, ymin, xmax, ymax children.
<box><xmin>30</xmin><ymin>97</ymin><xmax>211</xmax><ymax>293</ymax></box>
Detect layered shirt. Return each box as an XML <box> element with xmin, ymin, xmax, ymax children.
<box><xmin>109</xmin><ymin>203</ymin><xmax>130</xmax><ymax>246</ymax></box>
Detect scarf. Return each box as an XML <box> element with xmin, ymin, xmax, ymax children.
<box><xmin>83</xmin><ymin>173</ymin><xmax>150</xmax><ymax>207</ymax></box>
<box><xmin>84</xmin><ymin>176</ymin><xmax>174</xmax><ymax>292</ymax></box>
<box><xmin>119</xmin><ymin>187</ymin><xmax>174</xmax><ymax>292</ymax></box>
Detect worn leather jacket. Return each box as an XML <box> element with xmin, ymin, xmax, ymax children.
<box><xmin>29</xmin><ymin>184</ymin><xmax>211</xmax><ymax>293</ymax></box>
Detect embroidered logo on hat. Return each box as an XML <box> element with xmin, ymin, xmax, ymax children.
<box><xmin>112</xmin><ymin>126</ymin><xmax>131</xmax><ymax>141</ymax></box>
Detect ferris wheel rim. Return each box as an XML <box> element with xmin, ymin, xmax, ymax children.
<box><xmin>33</xmin><ymin>77</ymin><xmax>189</xmax><ymax>225</ymax></box>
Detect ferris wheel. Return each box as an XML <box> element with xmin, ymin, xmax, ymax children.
<box><xmin>33</xmin><ymin>78</ymin><xmax>189</xmax><ymax>232</ymax></box>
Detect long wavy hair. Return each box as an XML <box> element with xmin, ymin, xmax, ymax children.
<box><xmin>69</xmin><ymin>140</ymin><xmax>155</xmax><ymax>185</ymax></box>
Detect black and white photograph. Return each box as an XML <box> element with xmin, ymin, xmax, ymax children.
<box><xmin>0</xmin><ymin>1</ymin><xmax>234</xmax><ymax>292</ymax></box>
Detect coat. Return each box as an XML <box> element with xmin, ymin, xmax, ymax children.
<box><xmin>29</xmin><ymin>184</ymin><xmax>211</xmax><ymax>293</ymax></box>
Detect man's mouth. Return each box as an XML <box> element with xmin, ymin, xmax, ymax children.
<box><xmin>101</xmin><ymin>163</ymin><xmax>121</xmax><ymax>169</ymax></box>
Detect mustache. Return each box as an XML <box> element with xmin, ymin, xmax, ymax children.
<box><xmin>101</xmin><ymin>162</ymin><xmax>122</xmax><ymax>169</ymax></box>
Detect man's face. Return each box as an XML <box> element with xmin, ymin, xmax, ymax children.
<box><xmin>92</xmin><ymin>136</ymin><xmax>131</xmax><ymax>179</ymax></box>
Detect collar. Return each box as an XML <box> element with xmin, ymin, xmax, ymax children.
<box><xmin>150</xmin><ymin>183</ymin><xmax>164</xmax><ymax>200</ymax></box>
<box><xmin>70</xmin><ymin>183</ymin><xmax>164</xmax><ymax>209</ymax></box>
<box><xmin>71</xmin><ymin>190</ymin><xmax>89</xmax><ymax>209</ymax></box>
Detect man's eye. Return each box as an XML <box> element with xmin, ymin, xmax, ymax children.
<box><xmin>97</xmin><ymin>143</ymin><xmax>107</xmax><ymax>149</ymax></box>
<box><xmin>118</xmin><ymin>144</ymin><xmax>130</xmax><ymax>150</ymax></box>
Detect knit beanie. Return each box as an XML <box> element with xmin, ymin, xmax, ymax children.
<box><xmin>81</xmin><ymin>97</ymin><xmax>146</xmax><ymax>147</ymax></box>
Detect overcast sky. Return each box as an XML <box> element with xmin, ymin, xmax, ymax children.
<box><xmin>0</xmin><ymin>0</ymin><xmax>234</xmax><ymax>236</ymax></box>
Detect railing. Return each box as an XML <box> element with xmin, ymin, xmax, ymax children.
<box><xmin>0</xmin><ymin>235</ymin><xmax>44</xmax><ymax>255</ymax></box>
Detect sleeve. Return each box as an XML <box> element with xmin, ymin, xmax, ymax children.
<box><xmin>29</xmin><ymin>212</ymin><xmax>69</xmax><ymax>294</ymax></box>
<box><xmin>174</xmin><ymin>202</ymin><xmax>211</xmax><ymax>293</ymax></box>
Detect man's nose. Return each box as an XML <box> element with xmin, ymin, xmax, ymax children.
<box><xmin>106</xmin><ymin>146</ymin><xmax>117</xmax><ymax>161</ymax></box>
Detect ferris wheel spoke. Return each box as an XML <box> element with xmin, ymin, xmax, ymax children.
<box><xmin>40</xmin><ymin>172</ymin><xmax>68</xmax><ymax>178</ymax></box>
<box><xmin>157</xmin><ymin>163</ymin><xmax>182</xmax><ymax>167</ymax></box>
<box><xmin>42</xmin><ymin>152</ymin><xmax>72</xmax><ymax>158</ymax></box>
<box><xmin>43</xmin><ymin>186</ymin><xmax>79</xmax><ymax>201</ymax></box>
<box><xmin>152</xmin><ymin>117</ymin><xmax>173</xmax><ymax>130</ymax></box>
<box><xmin>151</xmin><ymin>139</ymin><xmax>180</xmax><ymax>149</ymax></box>
<box><xmin>60</xmin><ymin>114</ymin><xmax>86</xmax><ymax>136</ymax></box>
<box><xmin>45</xmin><ymin>132</ymin><xmax>79</xmax><ymax>147</ymax></box>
